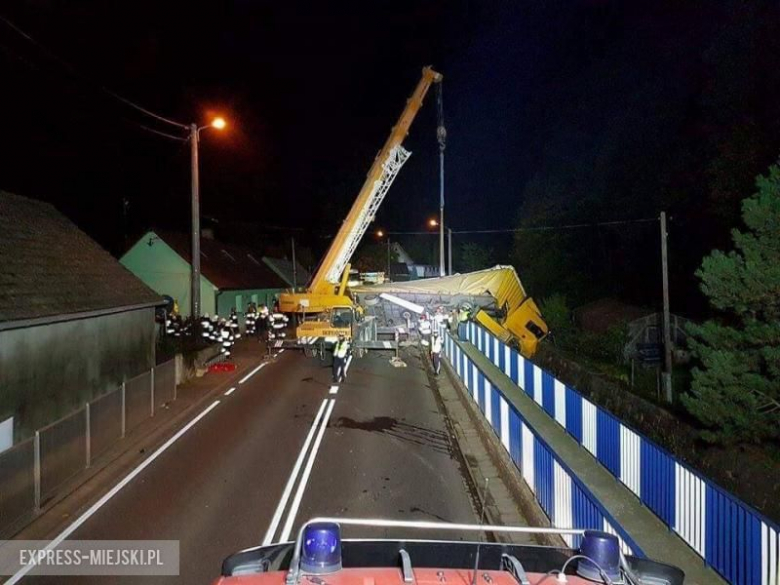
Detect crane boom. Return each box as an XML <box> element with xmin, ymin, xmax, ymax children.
<box><xmin>309</xmin><ymin>66</ymin><xmax>442</xmax><ymax>294</ymax></box>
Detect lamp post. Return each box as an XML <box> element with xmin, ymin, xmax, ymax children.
<box><xmin>436</xmin><ymin>81</ymin><xmax>446</xmax><ymax>276</ymax></box>
<box><xmin>448</xmin><ymin>228</ymin><xmax>452</xmax><ymax>274</ymax></box>
<box><xmin>189</xmin><ymin>117</ymin><xmax>226</xmax><ymax>319</ymax></box>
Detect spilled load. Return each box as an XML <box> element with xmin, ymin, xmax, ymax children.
<box><xmin>352</xmin><ymin>265</ymin><xmax>548</xmax><ymax>358</ymax></box>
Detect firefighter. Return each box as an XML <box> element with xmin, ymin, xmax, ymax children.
<box><xmin>433</xmin><ymin>306</ymin><xmax>447</xmax><ymax>332</ymax></box>
<box><xmin>209</xmin><ymin>315</ymin><xmax>220</xmax><ymax>343</ymax></box>
<box><xmin>332</xmin><ymin>333</ymin><xmax>351</xmax><ymax>383</ymax></box>
<box><xmin>200</xmin><ymin>313</ymin><xmax>213</xmax><ymax>341</ymax></box>
<box><xmin>458</xmin><ymin>306</ymin><xmax>470</xmax><ymax>340</ymax></box>
<box><xmin>257</xmin><ymin>305</ymin><xmax>270</xmax><ymax>344</ymax></box>
<box><xmin>418</xmin><ymin>313</ymin><xmax>432</xmax><ymax>346</ymax></box>
<box><xmin>270</xmin><ymin>311</ymin><xmax>289</xmax><ymax>339</ymax></box>
<box><xmin>430</xmin><ymin>330</ymin><xmax>443</xmax><ymax>375</ymax></box>
<box><xmin>165</xmin><ymin>313</ymin><xmax>175</xmax><ymax>336</ymax></box>
<box><xmin>219</xmin><ymin>318</ymin><xmax>235</xmax><ymax>358</ymax></box>
<box><xmin>245</xmin><ymin>303</ymin><xmax>257</xmax><ymax>336</ymax></box>
<box><xmin>229</xmin><ymin>307</ymin><xmax>241</xmax><ymax>339</ymax></box>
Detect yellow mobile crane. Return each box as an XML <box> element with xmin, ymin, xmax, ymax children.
<box><xmin>278</xmin><ymin>67</ymin><xmax>443</xmax><ymax>350</ymax></box>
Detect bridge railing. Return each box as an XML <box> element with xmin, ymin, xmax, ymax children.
<box><xmin>441</xmin><ymin>327</ymin><xmax>641</xmax><ymax>556</ymax></box>
<box><xmin>0</xmin><ymin>359</ymin><xmax>177</xmax><ymax>538</ymax></box>
<box><xmin>454</xmin><ymin>321</ymin><xmax>779</xmax><ymax>585</ymax></box>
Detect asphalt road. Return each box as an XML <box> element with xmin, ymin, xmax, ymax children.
<box><xmin>21</xmin><ymin>345</ymin><xmax>479</xmax><ymax>584</ymax></box>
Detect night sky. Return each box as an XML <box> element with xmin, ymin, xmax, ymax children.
<box><xmin>3</xmin><ymin>1</ymin><xmax>780</xmax><ymax>314</ymax></box>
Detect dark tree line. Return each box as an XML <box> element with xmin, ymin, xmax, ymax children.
<box><xmin>510</xmin><ymin>0</ymin><xmax>780</xmax><ymax>317</ymax></box>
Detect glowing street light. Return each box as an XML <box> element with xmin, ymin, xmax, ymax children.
<box><xmin>428</xmin><ymin>218</ymin><xmax>439</xmax><ymax>228</ymax></box>
<box><xmin>376</xmin><ymin>230</ymin><xmax>385</xmax><ymax>238</ymax></box>
<box><xmin>211</xmin><ymin>116</ymin><xmax>227</xmax><ymax>130</ymax></box>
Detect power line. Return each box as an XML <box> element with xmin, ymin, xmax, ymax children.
<box><xmin>0</xmin><ymin>12</ymin><xmax>189</xmax><ymax>131</ymax></box>
<box><xmin>137</xmin><ymin>124</ymin><xmax>187</xmax><ymax>142</ymax></box>
<box><xmin>378</xmin><ymin>217</ymin><xmax>659</xmax><ymax>236</ymax></box>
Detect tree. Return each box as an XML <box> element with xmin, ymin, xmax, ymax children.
<box><xmin>682</xmin><ymin>164</ymin><xmax>780</xmax><ymax>444</ymax></box>
<box><xmin>460</xmin><ymin>242</ymin><xmax>494</xmax><ymax>272</ymax></box>
<box><xmin>352</xmin><ymin>242</ymin><xmax>397</xmax><ymax>273</ymax></box>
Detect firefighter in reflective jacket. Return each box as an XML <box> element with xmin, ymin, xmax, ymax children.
<box><xmin>229</xmin><ymin>307</ymin><xmax>241</xmax><ymax>339</ymax></box>
<box><xmin>430</xmin><ymin>331</ymin><xmax>443</xmax><ymax>375</ymax></box>
<box><xmin>219</xmin><ymin>318</ymin><xmax>235</xmax><ymax>358</ymax></box>
<box><xmin>418</xmin><ymin>314</ymin><xmax>432</xmax><ymax>346</ymax></box>
<box><xmin>332</xmin><ymin>334</ymin><xmax>351</xmax><ymax>383</ymax></box>
<box><xmin>245</xmin><ymin>303</ymin><xmax>257</xmax><ymax>336</ymax></box>
<box><xmin>256</xmin><ymin>307</ymin><xmax>269</xmax><ymax>348</ymax></box>
<box><xmin>200</xmin><ymin>314</ymin><xmax>214</xmax><ymax>342</ymax></box>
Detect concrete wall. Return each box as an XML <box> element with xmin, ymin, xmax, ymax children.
<box><xmin>120</xmin><ymin>231</ymin><xmax>217</xmax><ymax>317</ymax></box>
<box><xmin>0</xmin><ymin>308</ymin><xmax>155</xmax><ymax>441</ymax></box>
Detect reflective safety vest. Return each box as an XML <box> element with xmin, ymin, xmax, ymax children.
<box><xmin>419</xmin><ymin>320</ymin><xmax>432</xmax><ymax>334</ymax></box>
<box><xmin>458</xmin><ymin>309</ymin><xmax>469</xmax><ymax>323</ymax></box>
<box><xmin>334</xmin><ymin>340</ymin><xmax>350</xmax><ymax>358</ymax></box>
<box><xmin>431</xmin><ymin>336</ymin><xmax>443</xmax><ymax>354</ymax></box>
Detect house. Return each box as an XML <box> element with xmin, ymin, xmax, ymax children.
<box><xmin>573</xmin><ymin>298</ymin><xmax>690</xmax><ymax>362</ymax></box>
<box><xmin>262</xmin><ymin>256</ymin><xmax>311</xmax><ymax>289</ymax></box>
<box><xmin>0</xmin><ymin>191</ymin><xmax>163</xmax><ymax>444</ymax></box>
<box><xmin>120</xmin><ymin>230</ymin><xmax>288</xmax><ymax>318</ymax></box>
<box><xmin>388</xmin><ymin>242</ymin><xmax>438</xmax><ymax>281</ymax></box>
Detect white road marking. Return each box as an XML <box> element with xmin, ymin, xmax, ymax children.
<box><xmin>262</xmin><ymin>399</ymin><xmax>328</xmax><ymax>545</ymax></box>
<box><xmin>344</xmin><ymin>354</ymin><xmax>354</xmax><ymax>373</ymax></box>
<box><xmin>279</xmin><ymin>399</ymin><xmax>336</xmax><ymax>542</ymax></box>
<box><xmin>224</xmin><ymin>387</ymin><xmax>236</xmax><ymax>396</ymax></box>
<box><xmin>239</xmin><ymin>362</ymin><xmax>267</xmax><ymax>384</ymax></box>
<box><xmin>329</xmin><ymin>385</ymin><xmax>339</xmax><ymax>395</ymax></box>
<box><xmin>5</xmin><ymin>400</ymin><xmax>221</xmax><ymax>585</ymax></box>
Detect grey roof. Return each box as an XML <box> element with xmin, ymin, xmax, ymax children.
<box><xmin>153</xmin><ymin>231</ymin><xmax>288</xmax><ymax>290</ymax></box>
<box><xmin>0</xmin><ymin>191</ymin><xmax>162</xmax><ymax>324</ymax></box>
<box><xmin>262</xmin><ymin>256</ymin><xmax>311</xmax><ymax>288</ymax></box>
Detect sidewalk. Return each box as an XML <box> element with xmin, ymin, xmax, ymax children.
<box><xmin>14</xmin><ymin>339</ymin><xmax>273</xmax><ymax>541</ymax></box>
<box><xmin>455</xmin><ymin>338</ymin><xmax>724</xmax><ymax>584</ymax></box>
<box><xmin>424</xmin><ymin>346</ymin><xmax>560</xmax><ymax>547</ymax></box>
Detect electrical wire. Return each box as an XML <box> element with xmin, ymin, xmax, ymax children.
<box><xmin>137</xmin><ymin>124</ymin><xmax>188</xmax><ymax>142</ymax></box>
<box><xmin>0</xmin><ymin>12</ymin><xmax>189</xmax><ymax>130</ymax></box>
<box><xmin>379</xmin><ymin>217</ymin><xmax>659</xmax><ymax>236</ymax></box>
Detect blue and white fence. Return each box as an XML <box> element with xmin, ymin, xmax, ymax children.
<box><xmin>442</xmin><ymin>329</ymin><xmax>642</xmax><ymax>556</ymax></box>
<box><xmin>457</xmin><ymin>321</ymin><xmax>780</xmax><ymax>585</ymax></box>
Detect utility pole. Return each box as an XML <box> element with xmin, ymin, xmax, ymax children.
<box><xmin>448</xmin><ymin>228</ymin><xmax>453</xmax><ymax>275</ymax></box>
<box><xmin>190</xmin><ymin>123</ymin><xmax>201</xmax><ymax>319</ymax></box>
<box><xmin>291</xmin><ymin>237</ymin><xmax>297</xmax><ymax>289</ymax></box>
<box><xmin>437</xmin><ymin>82</ymin><xmax>447</xmax><ymax>276</ymax></box>
<box><xmin>660</xmin><ymin>211</ymin><xmax>673</xmax><ymax>403</ymax></box>
<box><xmin>387</xmin><ymin>237</ymin><xmax>391</xmax><ymax>279</ymax></box>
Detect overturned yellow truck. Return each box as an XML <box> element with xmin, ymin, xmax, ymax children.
<box><xmin>352</xmin><ymin>265</ymin><xmax>548</xmax><ymax>358</ymax></box>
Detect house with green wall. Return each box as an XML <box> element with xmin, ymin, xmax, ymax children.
<box><xmin>120</xmin><ymin>230</ymin><xmax>288</xmax><ymax>318</ymax></box>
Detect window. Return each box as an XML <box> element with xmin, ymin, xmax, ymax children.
<box><xmin>331</xmin><ymin>307</ymin><xmax>353</xmax><ymax>328</ymax></box>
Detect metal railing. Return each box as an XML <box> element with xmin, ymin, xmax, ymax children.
<box><xmin>0</xmin><ymin>359</ymin><xmax>177</xmax><ymax>538</ymax></box>
<box><xmin>457</xmin><ymin>321</ymin><xmax>780</xmax><ymax>585</ymax></box>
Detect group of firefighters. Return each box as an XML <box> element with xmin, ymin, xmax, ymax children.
<box><xmin>197</xmin><ymin>309</ymin><xmax>242</xmax><ymax>357</ymax></box>
<box><xmin>163</xmin><ymin>299</ymin><xmax>473</xmax><ymax>381</ymax></box>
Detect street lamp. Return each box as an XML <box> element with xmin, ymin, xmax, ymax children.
<box><xmin>189</xmin><ymin>116</ymin><xmax>227</xmax><ymax>319</ymax></box>
<box><xmin>428</xmin><ymin>218</ymin><xmax>439</xmax><ymax>228</ymax></box>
